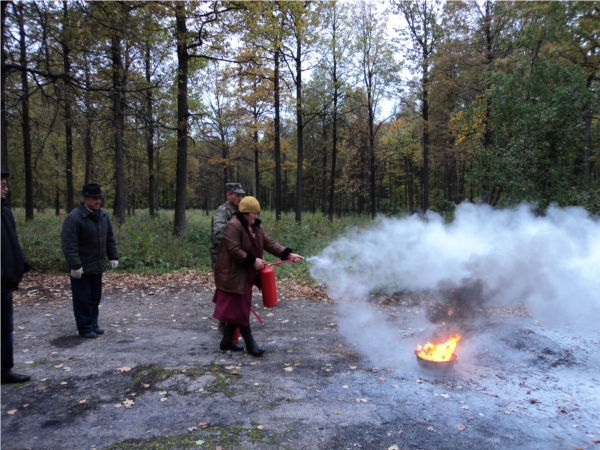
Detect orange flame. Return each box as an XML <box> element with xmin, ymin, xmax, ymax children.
<box><xmin>416</xmin><ymin>334</ymin><xmax>461</xmax><ymax>362</ymax></box>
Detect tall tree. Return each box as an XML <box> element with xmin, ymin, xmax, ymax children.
<box><xmin>392</xmin><ymin>0</ymin><xmax>443</xmax><ymax>212</ymax></box>
<box><xmin>354</xmin><ymin>0</ymin><xmax>399</xmax><ymax>218</ymax></box>
<box><xmin>16</xmin><ymin>1</ymin><xmax>33</xmax><ymax>220</ymax></box>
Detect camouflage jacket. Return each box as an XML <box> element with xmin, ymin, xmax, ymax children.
<box><xmin>210</xmin><ymin>202</ymin><xmax>237</xmax><ymax>266</ymax></box>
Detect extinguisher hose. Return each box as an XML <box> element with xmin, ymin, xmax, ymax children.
<box><xmin>250</xmin><ymin>308</ymin><xmax>264</xmax><ymax>325</ymax></box>
<box><xmin>265</xmin><ymin>259</ymin><xmax>300</xmax><ymax>267</ymax></box>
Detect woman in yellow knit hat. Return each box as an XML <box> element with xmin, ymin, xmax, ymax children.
<box><xmin>212</xmin><ymin>196</ymin><xmax>303</xmax><ymax>356</ymax></box>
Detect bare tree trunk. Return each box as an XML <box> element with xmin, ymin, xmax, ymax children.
<box><xmin>1</xmin><ymin>2</ymin><xmax>9</xmax><ymax>174</ymax></box>
<box><xmin>295</xmin><ymin>37</ymin><xmax>304</xmax><ymax>223</ymax></box>
<box><xmin>174</xmin><ymin>3</ymin><xmax>188</xmax><ymax>236</ymax></box>
<box><xmin>328</xmin><ymin>42</ymin><xmax>338</xmax><ymax>222</ymax></box>
<box><xmin>83</xmin><ymin>59</ymin><xmax>93</xmax><ymax>184</ymax></box>
<box><xmin>274</xmin><ymin>47</ymin><xmax>282</xmax><ymax>221</ymax></box>
<box><xmin>583</xmin><ymin>99</ymin><xmax>592</xmax><ymax>185</ymax></box>
<box><xmin>111</xmin><ymin>32</ymin><xmax>126</xmax><ymax>223</ymax></box>
<box><xmin>253</xmin><ymin>128</ymin><xmax>260</xmax><ymax>201</ymax></box>
<box><xmin>62</xmin><ymin>2</ymin><xmax>74</xmax><ymax>213</ymax></box>
<box><xmin>17</xmin><ymin>3</ymin><xmax>33</xmax><ymax>220</ymax></box>
<box><xmin>367</xmin><ymin>74</ymin><xmax>376</xmax><ymax>219</ymax></box>
<box><xmin>145</xmin><ymin>44</ymin><xmax>156</xmax><ymax>216</ymax></box>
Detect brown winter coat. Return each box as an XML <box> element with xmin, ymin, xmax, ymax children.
<box><xmin>214</xmin><ymin>212</ymin><xmax>291</xmax><ymax>295</ymax></box>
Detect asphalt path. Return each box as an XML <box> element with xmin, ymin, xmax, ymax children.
<box><xmin>2</xmin><ymin>273</ymin><xmax>599</xmax><ymax>449</ymax></box>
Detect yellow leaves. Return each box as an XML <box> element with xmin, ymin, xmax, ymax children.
<box><xmin>198</xmin><ymin>422</ymin><xmax>209</xmax><ymax>428</ymax></box>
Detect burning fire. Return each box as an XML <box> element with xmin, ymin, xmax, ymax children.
<box><xmin>416</xmin><ymin>334</ymin><xmax>461</xmax><ymax>362</ymax></box>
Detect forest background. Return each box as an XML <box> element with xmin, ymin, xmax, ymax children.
<box><xmin>1</xmin><ymin>1</ymin><xmax>599</xmax><ymax>274</ymax></box>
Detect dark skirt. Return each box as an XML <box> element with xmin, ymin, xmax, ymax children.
<box><xmin>212</xmin><ymin>274</ymin><xmax>253</xmax><ymax>326</ymax></box>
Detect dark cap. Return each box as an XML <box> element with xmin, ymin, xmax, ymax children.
<box><xmin>1</xmin><ymin>169</ymin><xmax>9</xmax><ymax>178</ymax></box>
<box><xmin>78</xmin><ymin>183</ymin><xmax>106</xmax><ymax>197</ymax></box>
<box><xmin>226</xmin><ymin>183</ymin><xmax>245</xmax><ymax>194</ymax></box>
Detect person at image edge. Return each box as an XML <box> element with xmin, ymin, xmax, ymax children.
<box><xmin>1</xmin><ymin>169</ymin><xmax>31</xmax><ymax>384</ymax></box>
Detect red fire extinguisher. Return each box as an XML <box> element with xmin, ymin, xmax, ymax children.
<box><xmin>260</xmin><ymin>260</ymin><xmax>296</xmax><ymax>308</ymax></box>
<box><xmin>260</xmin><ymin>267</ymin><xmax>278</xmax><ymax>307</ymax></box>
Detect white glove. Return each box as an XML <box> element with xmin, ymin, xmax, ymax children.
<box><xmin>70</xmin><ymin>267</ymin><xmax>84</xmax><ymax>279</ymax></box>
<box><xmin>110</xmin><ymin>260</ymin><xmax>119</xmax><ymax>269</ymax></box>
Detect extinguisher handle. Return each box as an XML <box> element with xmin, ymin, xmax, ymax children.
<box><xmin>265</xmin><ymin>259</ymin><xmax>296</xmax><ymax>268</ymax></box>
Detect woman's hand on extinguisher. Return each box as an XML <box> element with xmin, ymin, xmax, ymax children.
<box><xmin>289</xmin><ymin>253</ymin><xmax>304</xmax><ymax>263</ymax></box>
<box><xmin>253</xmin><ymin>258</ymin><xmax>266</xmax><ymax>270</ymax></box>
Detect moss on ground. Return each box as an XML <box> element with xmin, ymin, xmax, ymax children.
<box><xmin>104</xmin><ymin>424</ymin><xmax>292</xmax><ymax>449</ymax></box>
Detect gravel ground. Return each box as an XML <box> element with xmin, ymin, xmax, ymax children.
<box><xmin>1</xmin><ymin>272</ymin><xmax>599</xmax><ymax>450</ymax></box>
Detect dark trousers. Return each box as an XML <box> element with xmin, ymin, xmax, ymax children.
<box><xmin>70</xmin><ymin>274</ymin><xmax>103</xmax><ymax>334</ymax></box>
<box><xmin>1</xmin><ymin>291</ymin><xmax>14</xmax><ymax>374</ymax></box>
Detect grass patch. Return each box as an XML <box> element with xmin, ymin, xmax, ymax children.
<box><xmin>13</xmin><ymin>208</ymin><xmax>377</xmax><ymax>283</ymax></box>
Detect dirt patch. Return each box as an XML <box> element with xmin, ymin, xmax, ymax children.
<box><xmin>2</xmin><ymin>273</ymin><xmax>600</xmax><ymax>449</ymax></box>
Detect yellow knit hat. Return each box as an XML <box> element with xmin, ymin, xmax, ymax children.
<box><xmin>239</xmin><ymin>196</ymin><xmax>260</xmax><ymax>213</ymax></box>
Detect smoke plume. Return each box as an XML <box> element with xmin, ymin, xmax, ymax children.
<box><xmin>309</xmin><ymin>203</ymin><xmax>600</xmax><ymax>329</ymax></box>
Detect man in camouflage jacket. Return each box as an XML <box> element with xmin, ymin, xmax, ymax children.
<box><xmin>210</xmin><ymin>183</ymin><xmax>245</xmax><ymax>270</ymax></box>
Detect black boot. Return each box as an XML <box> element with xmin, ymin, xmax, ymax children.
<box><xmin>220</xmin><ymin>324</ymin><xmax>244</xmax><ymax>352</ymax></box>
<box><xmin>239</xmin><ymin>325</ymin><xmax>264</xmax><ymax>357</ymax></box>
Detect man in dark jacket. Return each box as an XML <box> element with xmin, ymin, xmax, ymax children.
<box><xmin>61</xmin><ymin>183</ymin><xmax>118</xmax><ymax>339</ymax></box>
<box><xmin>1</xmin><ymin>169</ymin><xmax>31</xmax><ymax>384</ymax></box>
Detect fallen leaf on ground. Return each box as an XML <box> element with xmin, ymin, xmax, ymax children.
<box><xmin>78</xmin><ymin>399</ymin><xmax>87</xmax><ymax>404</ymax></box>
<box><xmin>60</xmin><ymin>382</ymin><xmax>67</xmax><ymax>385</ymax></box>
<box><xmin>195</xmin><ymin>440</ymin><xmax>204</xmax><ymax>445</ymax></box>
<box><xmin>37</xmin><ymin>386</ymin><xmax>46</xmax><ymax>391</ymax></box>
<box><xmin>54</xmin><ymin>364</ymin><xmax>63</xmax><ymax>368</ymax></box>
<box><xmin>188</xmin><ymin>427</ymin><xmax>197</xmax><ymax>432</ymax></box>
<box><xmin>356</xmin><ymin>398</ymin><xmax>368</xmax><ymax>403</ymax></box>
<box><xmin>335</xmin><ymin>411</ymin><xmax>343</xmax><ymax>415</ymax></box>
<box><xmin>143</xmin><ymin>384</ymin><xmax>150</xmax><ymax>388</ymax></box>
<box><xmin>159</xmin><ymin>391</ymin><xmax>167</xmax><ymax>395</ymax></box>
<box><xmin>456</xmin><ymin>424</ymin><xmax>466</xmax><ymax>431</ymax></box>
<box><xmin>529</xmin><ymin>398</ymin><xmax>539</xmax><ymax>404</ymax></box>
<box><xmin>440</xmin><ymin>393</ymin><xmax>449</xmax><ymax>398</ymax></box>
<box><xmin>122</xmin><ymin>399</ymin><xmax>134</xmax><ymax>408</ymax></box>
<box><xmin>160</xmin><ymin>398</ymin><xmax>167</xmax><ymax>402</ymax></box>
<box><xmin>257</xmin><ymin>425</ymin><xmax>264</xmax><ymax>430</ymax></box>
<box><xmin>428</xmin><ymin>426</ymin><xmax>434</xmax><ymax>431</ymax></box>
<box><xmin>114</xmin><ymin>404</ymin><xmax>122</xmax><ymax>408</ymax></box>
<box><xmin>7</xmin><ymin>410</ymin><xmax>17</xmax><ymax>415</ymax></box>
<box><xmin>198</xmin><ymin>422</ymin><xmax>209</xmax><ymax>428</ymax></box>
<box><xmin>116</xmin><ymin>367</ymin><xmax>131</xmax><ymax>372</ymax></box>
<box><xmin>461</xmin><ymin>406</ymin><xmax>469</xmax><ymax>410</ymax></box>
<box><xmin>283</xmin><ymin>367</ymin><xmax>293</xmax><ymax>372</ymax></box>
<box><xmin>388</xmin><ymin>445</ymin><xmax>399</xmax><ymax>450</ymax></box>
<box><xmin>349</xmin><ymin>366</ymin><xmax>357</xmax><ymax>370</ymax></box>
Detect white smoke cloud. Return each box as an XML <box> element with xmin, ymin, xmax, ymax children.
<box><xmin>309</xmin><ymin>203</ymin><xmax>600</xmax><ymax>329</ymax></box>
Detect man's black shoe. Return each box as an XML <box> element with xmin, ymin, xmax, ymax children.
<box><xmin>80</xmin><ymin>331</ymin><xmax>98</xmax><ymax>339</ymax></box>
<box><xmin>1</xmin><ymin>371</ymin><xmax>31</xmax><ymax>384</ymax></box>
<box><xmin>94</xmin><ymin>328</ymin><xmax>105</xmax><ymax>335</ymax></box>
